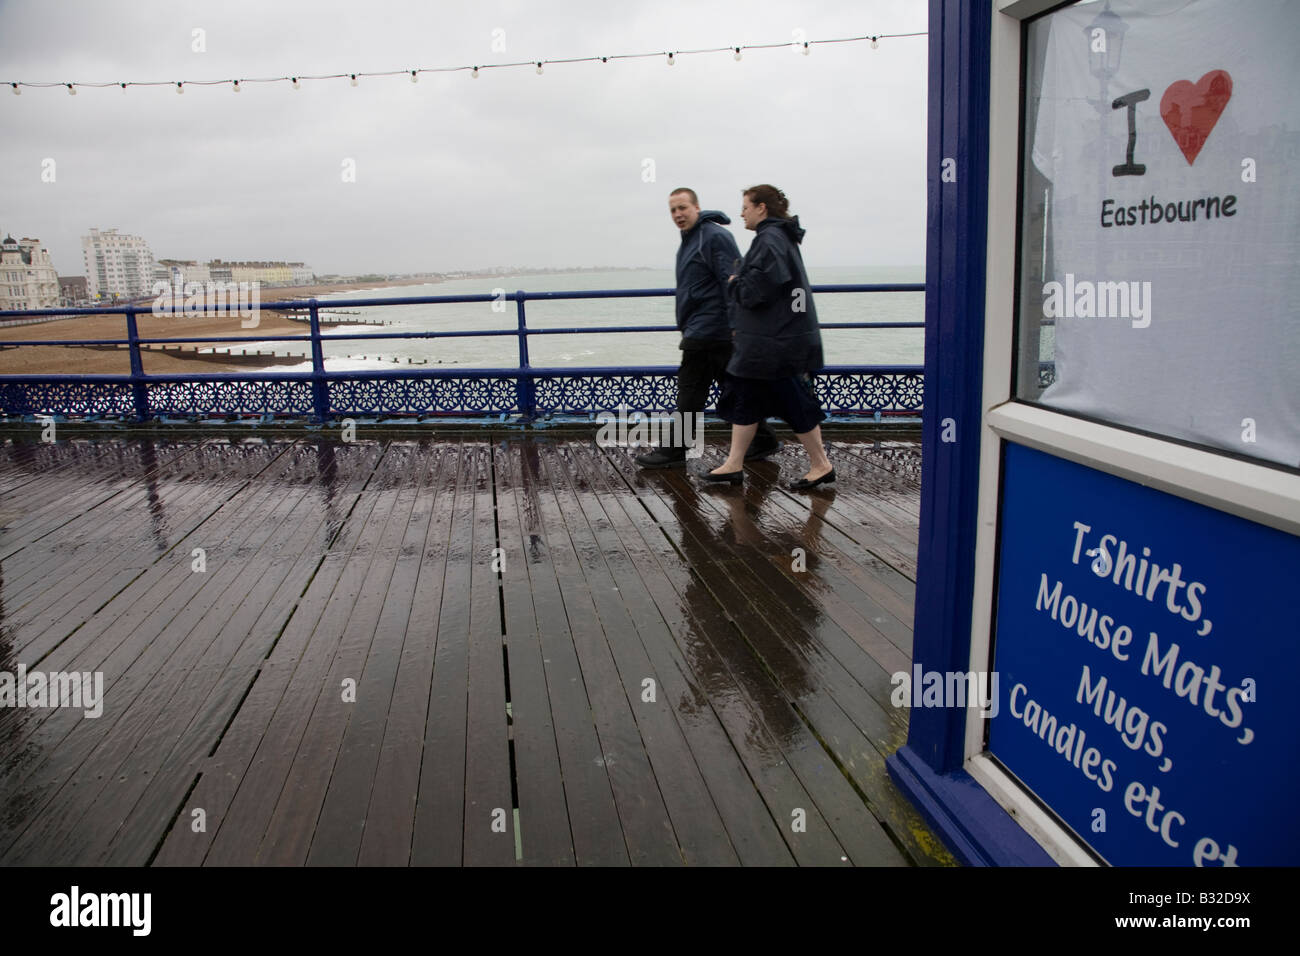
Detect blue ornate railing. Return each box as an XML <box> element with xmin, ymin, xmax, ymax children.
<box><xmin>0</xmin><ymin>284</ymin><xmax>934</xmax><ymax>423</ymax></box>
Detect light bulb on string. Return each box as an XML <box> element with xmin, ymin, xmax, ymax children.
<box><xmin>12</xmin><ymin>31</ymin><xmax>909</xmax><ymax>98</ymax></box>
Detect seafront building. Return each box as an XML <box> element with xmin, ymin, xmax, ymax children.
<box><xmin>0</xmin><ymin>234</ymin><xmax>61</xmax><ymax>311</ymax></box>
<box><xmin>206</xmin><ymin>259</ymin><xmax>313</xmax><ymax>286</ymax></box>
<box><xmin>58</xmin><ymin>276</ymin><xmax>88</xmax><ymax>305</ymax></box>
<box><xmin>82</xmin><ymin>227</ymin><xmax>155</xmax><ymax>301</ymax></box>
<box><xmin>152</xmin><ymin>259</ymin><xmax>212</xmax><ymax>287</ymax></box>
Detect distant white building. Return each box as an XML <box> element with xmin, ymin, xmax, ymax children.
<box><xmin>82</xmin><ymin>227</ymin><xmax>155</xmax><ymax>301</ymax></box>
<box><xmin>154</xmin><ymin>258</ymin><xmax>212</xmax><ymax>287</ymax></box>
<box><xmin>0</xmin><ymin>234</ymin><xmax>61</xmax><ymax>311</ymax></box>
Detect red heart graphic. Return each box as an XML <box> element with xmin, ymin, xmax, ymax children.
<box><xmin>1160</xmin><ymin>69</ymin><xmax>1232</xmax><ymax>165</ymax></box>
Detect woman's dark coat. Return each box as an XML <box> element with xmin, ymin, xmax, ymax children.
<box><xmin>726</xmin><ymin>215</ymin><xmax>823</xmax><ymax>379</ymax></box>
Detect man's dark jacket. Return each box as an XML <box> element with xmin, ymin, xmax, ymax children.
<box><xmin>675</xmin><ymin>210</ymin><xmax>740</xmax><ymax>347</ymax></box>
<box><xmin>726</xmin><ymin>215</ymin><xmax>824</xmax><ymax>379</ymax></box>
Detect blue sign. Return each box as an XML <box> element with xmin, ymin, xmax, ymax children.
<box><xmin>988</xmin><ymin>442</ymin><xmax>1300</xmax><ymax>866</ymax></box>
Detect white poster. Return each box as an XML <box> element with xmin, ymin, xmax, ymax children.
<box><xmin>1028</xmin><ymin>0</ymin><xmax>1300</xmax><ymax>469</ymax></box>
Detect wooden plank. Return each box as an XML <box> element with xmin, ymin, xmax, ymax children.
<box><xmin>601</xmin><ymin>446</ymin><xmax>950</xmax><ymax>866</ymax></box>
<box><xmin>240</xmin><ymin>441</ymin><xmax>416</xmax><ymax>865</ymax></box>
<box><xmin>183</xmin><ymin>441</ymin><xmax>396</xmax><ymax>865</ymax></box>
<box><xmin>631</xmin><ymin>463</ymin><xmax>908</xmax><ymax>754</ymax></box>
<box><xmin>528</xmin><ymin>443</ymin><xmax>682</xmax><ymax>866</ymax></box>
<box><xmin>492</xmin><ymin>438</ymin><xmax>575</xmax><ymax>866</ymax></box>
<box><xmin>497</xmin><ymin>438</ymin><xmax>628</xmax><ymax>866</ymax></box>
<box><xmin>696</xmin><ymin>466</ymin><xmax>915</xmax><ymax>709</ymax></box>
<box><xmin>461</xmin><ymin>441</ymin><xmax>517</xmax><ymax>866</ymax></box>
<box><xmin>7</xmin><ymin>443</ymin><xmax>278</xmax><ymax>660</ymax></box>
<box><xmin>0</xmin><ymin>438</ymin><xmax>214</xmax><ymax>563</ymax></box>
<box><xmin>0</xmin><ymin>438</ymin><xmax>132</xmax><ymax>496</ymax></box>
<box><xmin>756</xmin><ymin>482</ymin><xmax>918</xmax><ymax>657</ymax></box>
<box><xmin>123</xmin><ymin>441</ymin><xmax>389</xmax><ymax>866</ymax></box>
<box><xmin>0</xmin><ymin>441</ymin><xmax>303</xmax><ymax>808</ymax></box>
<box><xmin>410</xmin><ymin>441</ymin><xmax>474</xmax><ymax>865</ymax></box>
<box><xmin>254</xmin><ymin>441</ymin><xmax>430</xmax><ymax>865</ymax></box>
<box><xmin>1</xmin><ymin>441</ymin><xmax>216</xmax><ymax>602</ymax></box>
<box><xmin>23</xmin><ymin>461</ymin><xmax>323</xmax><ymax>865</ymax></box>
<box><xmin>356</xmin><ymin>442</ymin><xmax>459</xmax><ymax>866</ymax></box>
<box><xmin>0</xmin><ymin>442</ymin><xmax>313</xmax><ymax>863</ymax></box>
<box><xmin>541</xmin><ymin>441</ymin><xmax>740</xmax><ymax>865</ymax></box>
<box><xmin>590</xmin><ymin>447</ymin><xmax>904</xmax><ymax>865</ymax></box>
<box><xmin>564</xmin><ymin>442</ymin><xmax>811</xmax><ymax>865</ymax></box>
<box><xmin>304</xmin><ymin>440</ymin><xmax>445</xmax><ymax>865</ymax></box>
<box><xmin>97</xmin><ymin>457</ymin><xmax>365</xmax><ymax>865</ymax></box>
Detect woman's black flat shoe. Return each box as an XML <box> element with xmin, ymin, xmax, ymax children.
<box><xmin>703</xmin><ymin>469</ymin><xmax>744</xmax><ymax>485</ymax></box>
<box><xmin>788</xmin><ymin>468</ymin><xmax>835</xmax><ymax>491</ymax></box>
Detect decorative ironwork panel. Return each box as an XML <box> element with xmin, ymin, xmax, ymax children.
<box><xmin>0</xmin><ymin>382</ymin><xmax>135</xmax><ymax>417</ymax></box>
<box><xmin>328</xmin><ymin>376</ymin><xmax>520</xmax><ymax>414</ymax></box>
<box><xmin>813</xmin><ymin>372</ymin><xmax>924</xmax><ymax>414</ymax></box>
<box><xmin>3</xmin><ymin>372</ymin><xmax>926</xmax><ymax>419</ymax></box>
<box><xmin>147</xmin><ymin>379</ymin><xmax>314</xmax><ymax>415</ymax></box>
<box><xmin>533</xmin><ymin>374</ymin><xmax>681</xmax><ymax>413</ymax></box>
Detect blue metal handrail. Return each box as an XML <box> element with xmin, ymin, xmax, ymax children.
<box><xmin>0</xmin><ymin>284</ymin><xmax>928</xmax><ymax>423</ymax></box>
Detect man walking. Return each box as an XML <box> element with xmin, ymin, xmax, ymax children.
<box><xmin>636</xmin><ymin>187</ymin><xmax>779</xmax><ymax>468</ymax></box>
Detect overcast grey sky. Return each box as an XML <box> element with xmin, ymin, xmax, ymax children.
<box><xmin>1</xmin><ymin>0</ymin><xmax>928</xmax><ymax>276</ymax></box>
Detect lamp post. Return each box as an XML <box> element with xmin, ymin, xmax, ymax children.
<box><xmin>1084</xmin><ymin>1</ymin><xmax>1128</xmax><ymax>270</ymax></box>
<box><xmin>1085</xmin><ymin>0</ymin><xmax>1127</xmax><ymax>102</ymax></box>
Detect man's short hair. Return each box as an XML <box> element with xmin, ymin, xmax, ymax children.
<box><xmin>669</xmin><ymin>187</ymin><xmax>699</xmax><ymax>205</ymax></box>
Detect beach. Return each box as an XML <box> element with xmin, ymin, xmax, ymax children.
<box><xmin>0</xmin><ymin>276</ymin><xmax>439</xmax><ymax>375</ymax></box>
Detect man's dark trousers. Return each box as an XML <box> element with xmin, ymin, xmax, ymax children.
<box><xmin>670</xmin><ymin>340</ymin><xmax>778</xmax><ymax>453</ymax></box>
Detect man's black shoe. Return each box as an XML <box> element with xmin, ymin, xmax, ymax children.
<box><xmin>744</xmin><ymin>439</ymin><xmax>783</xmax><ymax>462</ymax></box>
<box><xmin>635</xmin><ymin>447</ymin><xmax>687</xmax><ymax>469</ymax></box>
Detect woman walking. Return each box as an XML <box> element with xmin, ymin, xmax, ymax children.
<box><xmin>705</xmin><ymin>184</ymin><xmax>834</xmax><ymax>490</ymax></box>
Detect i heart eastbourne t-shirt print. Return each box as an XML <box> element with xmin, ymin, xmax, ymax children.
<box><xmin>1028</xmin><ymin>0</ymin><xmax>1299</xmax><ymax>469</ymax></box>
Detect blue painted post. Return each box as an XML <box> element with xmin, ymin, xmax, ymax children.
<box><xmin>308</xmin><ymin>300</ymin><xmax>329</xmax><ymax>423</ymax></box>
<box><xmin>904</xmin><ymin>0</ymin><xmax>992</xmax><ymax>777</ymax></box>
<box><xmin>124</xmin><ymin>306</ymin><xmax>149</xmax><ymax>422</ymax></box>
<box><xmin>515</xmin><ymin>290</ymin><xmax>535</xmax><ymax>420</ymax></box>
<box><xmin>884</xmin><ymin>0</ymin><xmax>1052</xmax><ymax>867</ymax></box>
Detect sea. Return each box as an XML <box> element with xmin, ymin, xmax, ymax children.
<box><xmin>248</xmin><ymin>265</ymin><xmax>925</xmax><ymax>373</ymax></box>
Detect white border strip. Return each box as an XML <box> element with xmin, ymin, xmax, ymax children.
<box><xmin>988</xmin><ymin>402</ymin><xmax>1300</xmax><ymax>537</ymax></box>
<box><xmin>967</xmin><ymin>753</ymin><xmax>1101</xmax><ymax>866</ymax></box>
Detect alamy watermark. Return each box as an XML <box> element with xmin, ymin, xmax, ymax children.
<box><xmin>50</xmin><ymin>886</ymin><xmax>150</xmax><ymax>936</ymax></box>
<box><xmin>0</xmin><ymin>665</ymin><xmax>103</xmax><ymax>718</ymax></box>
<box><xmin>1042</xmin><ymin>273</ymin><xmax>1151</xmax><ymax>329</ymax></box>
<box><xmin>151</xmin><ymin>277</ymin><xmax>261</xmax><ymax>328</ymax></box>
<box><xmin>891</xmin><ymin>665</ymin><xmax>999</xmax><ymax>718</ymax></box>
<box><xmin>595</xmin><ymin>403</ymin><xmax>704</xmax><ymax>458</ymax></box>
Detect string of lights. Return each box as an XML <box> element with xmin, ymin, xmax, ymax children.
<box><xmin>6</xmin><ymin>31</ymin><xmax>925</xmax><ymax>95</ymax></box>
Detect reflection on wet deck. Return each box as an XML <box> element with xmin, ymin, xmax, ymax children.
<box><xmin>0</xmin><ymin>432</ymin><xmax>953</xmax><ymax>866</ymax></box>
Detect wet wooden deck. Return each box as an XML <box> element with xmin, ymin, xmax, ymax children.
<box><xmin>0</xmin><ymin>431</ymin><xmax>953</xmax><ymax>866</ymax></box>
